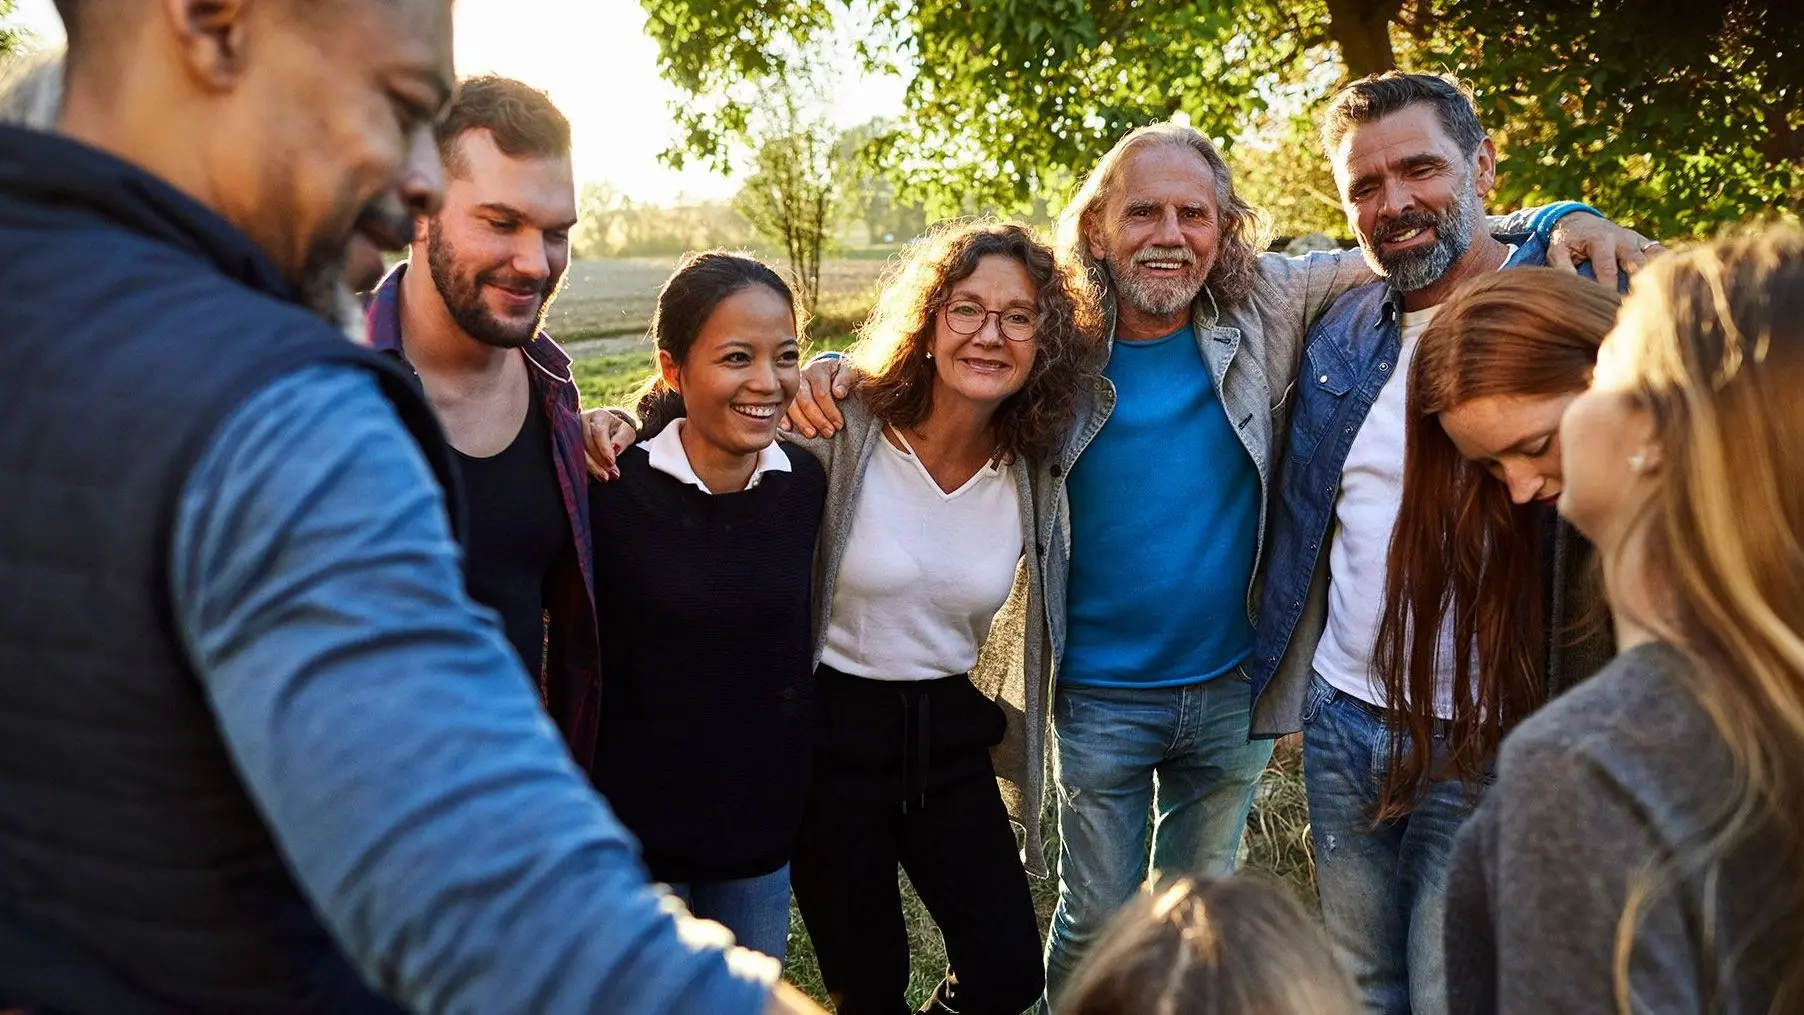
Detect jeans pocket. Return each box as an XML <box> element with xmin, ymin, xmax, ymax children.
<box><xmin>1300</xmin><ymin>676</ymin><xmax>1335</xmax><ymax>727</ymax></box>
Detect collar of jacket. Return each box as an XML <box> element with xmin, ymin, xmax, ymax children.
<box><xmin>0</xmin><ymin>125</ymin><xmax>297</xmax><ymax>303</ymax></box>
<box><xmin>1329</xmin><ymin>233</ymin><xmax>1552</xmax><ymax>366</ymax></box>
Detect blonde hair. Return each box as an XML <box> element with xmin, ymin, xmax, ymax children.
<box><xmin>1058</xmin><ymin>876</ymin><xmax>1357</xmax><ymax>1015</ymax></box>
<box><xmin>1595</xmin><ymin>226</ymin><xmax>1804</xmax><ymax>1011</ymax></box>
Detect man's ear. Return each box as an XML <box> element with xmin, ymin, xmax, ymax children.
<box><xmin>1473</xmin><ymin>136</ymin><xmax>1499</xmax><ymax>196</ymax></box>
<box><xmin>162</xmin><ymin>0</ymin><xmax>252</xmax><ymax>91</ymax></box>
<box><xmin>1084</xmin><ymin>223</ymin><xmax>1108</xmax><ymax>263</ymax></box>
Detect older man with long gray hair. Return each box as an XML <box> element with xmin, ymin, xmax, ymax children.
<box><xmin>781</xmin><ymin>118</ymin><xmax>1654</xmax><ymax>1009</ymax></box>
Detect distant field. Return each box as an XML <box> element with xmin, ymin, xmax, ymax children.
<box><xmin>549</xmin><ymin>256</ymin><xmax>895</xmax><ymax>344</ymax></box>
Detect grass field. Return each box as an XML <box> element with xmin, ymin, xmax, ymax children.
<box><xmin>550</xmin><ymin>256</ymin><xmax>895</xmax><ymax>344</ymax></box>
<box><xmin>560</xmin><ymin>257</ymin><xmax>1318</xmax><ymax>1009</ymax></box>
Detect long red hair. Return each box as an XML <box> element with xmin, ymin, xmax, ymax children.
<box><xmin>1372</xmin><ymin>268</ymin><xmax>1620</xmax><ymax>821</ymax></box>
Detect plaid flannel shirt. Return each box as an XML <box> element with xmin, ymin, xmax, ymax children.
<box><xmin>365</xmin><ymin>265</ymin><xmax>602</xmax><ymax>768</ymax></box>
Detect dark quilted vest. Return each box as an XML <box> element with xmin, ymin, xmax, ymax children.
<box><xmin>0</xmin><ymin>128</ymin><xmax>462</xmax><ymax>1013</ymax></box>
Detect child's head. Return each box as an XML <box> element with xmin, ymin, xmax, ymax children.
<box><xmin>635</xmin><ymin>251</ymin><xmax>799</xmax><ymax>448</ymax></box>
<box><xmin>1060</xmin><ymin>876</ymin><xmax>1356</xmax><ymax>1015</ymax></box>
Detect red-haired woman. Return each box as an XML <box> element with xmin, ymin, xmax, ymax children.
<box><xmin>1372</xmin><ymin>267</ymin><xmax>1622</xmax><ymax>825</ymax></box>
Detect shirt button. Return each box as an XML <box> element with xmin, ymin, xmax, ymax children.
<box><xmin>1380</xmin><ymin>362</ymin><xmax>1391</xmax><ymax>372</ymax></box>
<box><xmin>1319</xmin><ymin>374</ymin><xmax>1329</xmax><ymax>383</ymax></box>
<box><xmin>1050</xmin><ymin>464</ymin><xmax>1063</xmax><ymax>478</ymax></box>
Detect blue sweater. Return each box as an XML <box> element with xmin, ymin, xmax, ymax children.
<box><xmin>1062</xmin><ymin>324</ymin><xmax>1261</xmax><ymax>687</ymax></box>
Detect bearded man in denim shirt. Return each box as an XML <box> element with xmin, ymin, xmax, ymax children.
<box><xmin>1247</xmin><ymin>72</ymin><xmax>1649</xmax><ymax>1015</ymax></box>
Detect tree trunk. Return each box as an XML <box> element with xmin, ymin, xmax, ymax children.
<box><xmin>1325</xmin><ymin>0</ymin><xmax>1404</xmax><ymax>78</ymax></box>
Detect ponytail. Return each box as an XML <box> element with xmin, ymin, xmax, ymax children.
<box><xmin>633</xmin><ymin>379</ymin><xmax>686</xmax><ymax>440</ymax></box>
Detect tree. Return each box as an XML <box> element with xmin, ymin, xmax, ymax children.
<box><xmin>835</xmin><ymin>119</ymin><xmax>929</xmax><ymax>244</ymax></box>
<box><xmin>1</xmin><ymin>0</ymin><xmax>24</xmax><ymax>62</ymax></box>
<box><xmin>572</xmin><ymin>182</ymin><xmax>627</xmax><ymax>260</ymax></box>
<box><xmin>730</xmin><ymin>74</ymin><xmax>840</xmax><ymax>313</ymax></box>
<box><xmin>1440</xmin><ymin>0</ymin><xmax>1803</xmax><ymax>238</ymax></box>
<box><xmin>641</xmin><ymin>0</ymin><xmax>1802</xmax><ymax>236</ymax></box>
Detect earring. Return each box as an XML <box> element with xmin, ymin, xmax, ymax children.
<box><xmin>1628</xmin><ymin>451</ymin><xmax>1647</xmax><ymax>472</ymax></box>
<box><xmin>926</xmin><ymin>351</ymin><xmax>934</xmax><ymax>360</ymax></box>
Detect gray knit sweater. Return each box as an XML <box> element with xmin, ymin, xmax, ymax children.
<box><xmin>1445</xmin><ymin>642</ymin><xmax>1791</xmax><ymax>1013</ymax></box>
<box><xmin>785</xmin><ymin>396</ymin><xmax>1054</xmax><ymax>876</ymax></box>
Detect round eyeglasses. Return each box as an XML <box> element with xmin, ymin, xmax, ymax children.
<box><xmin>941</xmin><ymin>299</ymin><xmax>1038</xmax><ymax>342</ymax></box>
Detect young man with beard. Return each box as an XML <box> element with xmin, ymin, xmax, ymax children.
<box><xmin>0</xmin><ymin>1</ymin><xmax>817</xmax><ymax>1012</ymax></box>
<box><xmin>1247</xmin><ymin>73</ymin><xmax>1650</xmax><ymax>1015</ymax></box>
<box><xmin>365</xmin><ymin>76</ymin><xmax>607</xmax><ymax>764</ymax></box>
<box><xmin>782</xmin><ymin>118</ymin><xmax>1653</xmax><ymax>1009</ymax></box>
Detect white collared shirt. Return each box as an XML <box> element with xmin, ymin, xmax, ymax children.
<box><xmin>641</xmin><ymin>418</ymin><xmax>791</xmax><ymax>494</ymax></box>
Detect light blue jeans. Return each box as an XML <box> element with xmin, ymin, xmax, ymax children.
<box><xmin>1042</xmin><ymin>676</ymin><xmax>1274</xmax><ymax>1004</ymax></box>
<box><xmin>667</xmin><ymin>864</ymin><xmax>792</xmax><ymax>964</ymax></box>
<box><xmin>1302</xmin><ymin>672</ymin><xmax>1486</xmax><ymax>1015</ymax></box>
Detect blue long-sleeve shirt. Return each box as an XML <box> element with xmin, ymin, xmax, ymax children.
<box><xmin>169</xmin><ymin>364</ymin><xmax>775</xmax><ymax>1015</ymax></box>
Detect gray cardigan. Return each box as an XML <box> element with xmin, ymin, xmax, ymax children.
<box><xmin>786</xmin><ymin>397</ymin><xmax>1054</xmax><ymax>877</ymax></box>
<box><xmin>1446</xmin><ymin>642</ymin><xmax>1787</xmax><ymax>1013</ymax></box>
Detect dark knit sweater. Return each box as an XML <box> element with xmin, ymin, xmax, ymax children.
<box><xmin>589</xmin><ymin>442</ymin><xmax>827</xmax><ymax>882</ymax></box>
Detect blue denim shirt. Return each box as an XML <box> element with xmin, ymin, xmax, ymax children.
<box><xmin>1248</xmin><ymin>233</ymin><xmax>1582</xmax><ymax>737</ymax></box>
<box><xmin>171</xmin><ymin>365</ymin><xmax>774</xmax><ymax>1014</ymax></box>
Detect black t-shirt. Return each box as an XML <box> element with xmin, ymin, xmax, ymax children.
<box><xmin>453</xmin><ymin>393</ymin><xmax>569</xmax><ymax>679</ymax></box>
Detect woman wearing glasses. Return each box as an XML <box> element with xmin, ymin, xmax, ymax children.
<box><xmin>786</xmin><ymin>221</ymin><xmax>1101</xmax><ymax>1015</ymax></box>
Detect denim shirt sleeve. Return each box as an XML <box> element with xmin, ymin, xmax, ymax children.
<box><xmin>1490</xmin><ymin>201</ymin><xmax>1601</xmax><ymax>242</ymax></box>
<box><xmin>168</xmin><ymin>365</ymin><xmax>775</xmax><ymax>1015</ymax></box>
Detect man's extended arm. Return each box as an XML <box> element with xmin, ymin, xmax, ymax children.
<box><xmin>171</xmin><ymin>365</ymin><xmax>779</xmax><ymax>1015</ymax></box>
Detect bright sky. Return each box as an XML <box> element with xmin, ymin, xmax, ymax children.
<box><xmin>2</xmin><ymin>0</ymin><xmax>905</xmax><ymax>205</ymax></box>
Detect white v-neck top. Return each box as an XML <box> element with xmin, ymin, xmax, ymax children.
<box><xmin>820</xmin><ymin>431</ymin><xmax>1024</xmax><ymax>681</ymax></box>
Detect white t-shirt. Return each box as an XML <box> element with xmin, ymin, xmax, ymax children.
<box><xmin>820</xmin><ymin>431</ymin><xmax>1024</xmax><ymax>681</ymax></box>
<box><xmin>1312</xmin><ymin>305</ymin><xmax>1460</xmax><ymax>716</ymax></box>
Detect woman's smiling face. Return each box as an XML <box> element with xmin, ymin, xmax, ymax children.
<box><xmin>927</xmin><ymin>254</ymin><xmax>1040</xmax><ymax>414</ymax></box>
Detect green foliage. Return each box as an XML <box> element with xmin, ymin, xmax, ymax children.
<box><xmin>835</xmin><ymin>119</ymin><xmax>930</xmax><ymax>245</ymax></box>
<box><xmin>0</xmin><ymin>0</ymin><xmax>23</xmax><ymax>61</ymax></box>
<box><xmin>641</xmin><ymin>0</ymin><xmax>839</xmax><ymax>174</ymax></box>
<box><xmin>1439</xmin><ymin>0</ymin><xmax>1803</xmax><ymax>238</ymax></box>
<box><xmin>641</xmin><ymin>0</ymin><xmax>1799</xmax><ymax>239</ymax></box>
<box><xmin>731</xmin><ymin>71</ymin><xmax>841</xmax><ymax>312</ymax></box>
<box><xmin>1234</xmin><ymin>113</ymin><xmax>1352</xmax><ymax>241</ymax></box>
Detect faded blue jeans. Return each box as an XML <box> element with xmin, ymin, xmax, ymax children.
<box><xmin>1302</xmin><ymin>672</ymin><xmax>1487</xmax><ymax>1015</ymax></box>
<box><xmin>667</xmin><ymin>865</ymin><xmax>792</xmax><ymax>965</ymax></box>
<box><xmin>1042</xmin><ymin>675</ymin><xmax>1275</xmax><ymax>1004</ymax></box>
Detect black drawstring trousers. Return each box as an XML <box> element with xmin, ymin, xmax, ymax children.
<box><xmin>791</xmin><ymin>665</ymin><xmax>1045</xmax><ymax>1015</ymax></box>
